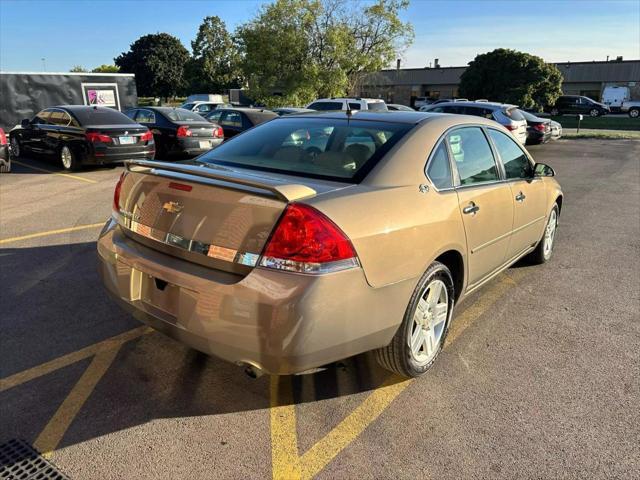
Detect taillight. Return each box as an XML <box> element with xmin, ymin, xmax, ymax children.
<box><xmin>213</xmin><ymin>127</ymin><xmax>224</xmax><ymax>138</ymax></box>
<box><xmin>113</xmin><ymin>172</ymin><xmax>125</xmax><ymax>213</ymax></box>
<box><xmin>140</xmin><ymin>130</ymin><xmax>153</xmax><ymax>142</ymax></box>
<box><xmin>534</xmin><ymin>124</ymin><xmax>546</xmax><ymax>132</ymax></box>
<box><xmin>505</xmin><ymin>124</ymin><xmax>517</xmax><ymax>131</ymax></box>
<box><xmin>0</xmin><ymin>128</ymin><xmax>6</xmax><ymax>145</ymax></box>
<box><xmin>177</xmin><ymin>126</ymin><xmax>192</xmax><ymax>137</ymax></box>
<box><xmin>86</xmin><ymin>132</ymin><xmax>112</xmax><ymax>143</ymax></box>
<box><xmin>260</xmin><ymin>203</ymin><xmax>358</xmax><ymax>274</ymax></box>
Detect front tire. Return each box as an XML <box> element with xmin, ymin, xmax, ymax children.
<box><xmin>589</xmin><ymin>108</ymin><xmax>600</xmax><ymax>117</ymax></box>
<box><xmin>60</xmin><ymin>145</ymin><xmax>80</xmax><ymax>171</ymax></box>
<box><xmin>375</xmin><ymin>261</ymin><xmax>454</xmax><ymax>378</ymax></box>
<box><xmin>10</xmin><ymin>136</ymin><xmax>21</xmax><ymax>158</ymax></box>
<box><xmin>629</xmin><ymin>108</ymin><xmax>639</xmax><ymax>118</ymax></box>
<box><xmin>527</xmin><ymin>204</ymin><xmax>559</xmax><ymax>264</ymax></box>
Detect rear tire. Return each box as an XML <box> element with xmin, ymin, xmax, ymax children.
<box><xmin>60</xmin><ymin>145</ymin><xmax>80</xmax><ymax>171</ymax></box>
<box><xmin>527</xmin><ymin>204</ymin><xmax>559</xmax><ymax>265</ymax></box>
<box><xmin>629</xmin><ymin>108</ymin><xmax>639</xmax><ymax>119</ymax></box>
<box><xmin>375</xmin><ymin>261</ymin><xmax>454</xmax><ymax>378</ymax></box>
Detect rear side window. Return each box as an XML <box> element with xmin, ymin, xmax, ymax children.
<box><xmin>308</xmin><ymin>102</ymin><xmax>344</xmax><ymax>111</ymax></box>
<box><xmin>462</xmin><ymin>106</ymin><xmax>493</xmax><ymax>119</ymax></box>
<box><xmin>488</xmin><ymin>129</ymin><xmax>533</xmax><ymax>179</ymax></box>
<box><xmin>195</xmin><ymin>104</ymin><xmax>212</xmax><ymax>113</ymax></box>
<box><xmin>446</xmin><ymin>127</ymin><xmax>498</xmax><ymax>185</ymax></box>
<box><xmin>220</xmin><ymin>111</ymin><xmax>243</xmax><ymax>127</ymax></box>
<box><xmin>33</xmin><ymin>110</ymin><xmax>51</xmax><ymax>124</ymax></box>
<box><xmin>206</xmin><ymin>110</ymin><xmax>223</xmax><ymax>122</ymax></box>
<box><xmin>348</xmin><ymin>102</ymin><xmax>362</xmax><ymax>110</ymax></box>
<box><xmin>135</xmin><ymin>110</ymin><xmax>156</xmax><ymax>124</ymax></box>
<box><xmin>72</xmin><ymin>107</ymin><xmax>134</xmax><ymax>126</ymax></box>
<box><xmin>198</xmin><ymin>118</ymin><xmax>411</xmax><ymax>182</ymax></box>
<box><xmin>426</xmin><ymin>142</ymin><xmax>453</xmax><ymax>190</ymax></box>
<box><xmin>366</xmin><ymin>102</ymin><xmax>387</xmax><ymax>111</ymax></box>
<box><xmin>164</xmin><ymin>109</ymin><xmax>205</xmax><ymax>122</ymax></box>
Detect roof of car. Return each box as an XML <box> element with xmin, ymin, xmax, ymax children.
<box><xmin>277</xmin><ymin>110</ymin><xmax>453</xmax><ymax>125</ymax></box>
<box><xmin>56</xmin><ymin>105</ymin><xmax>117</xmax><ymax>112</ymax></box>
<box><xmin>215</xmin><ymin>107</ymin><xmax>279</xmax><ymax>122</ymax></box>
<box><xmin>427</xmin><ymin>101</ymin><xmax>516</xmax><ymax>109</ymax></box>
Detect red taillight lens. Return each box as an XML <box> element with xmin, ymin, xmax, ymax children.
<box><xmin>86</xmin><ymin>132</ymin><xmax>112</xmax><ymax>143</ymax></box>
<box><xmin>0</xmin><ymin>128</ymin><xmax>6</xmax><ymax>145</ymax></box>
<box><xmin>213</xmin><ymin>127</ymin><xmax>224</xmax><ymax>138</ymax></box>
<box><xmin>177</xmin><ymin>126</ymin><xmax>192</xmax><ymax>137</ymax></box>
<box><xmin>140</xmin><ymin>130</ymin><xmax>153</xmax><ymax>142</ymax></box>
<box><xmin>534</xmin><ymin>124</ymin><xmax>546</xmax><ymax>132</ymax></box>
<box><xmin>505</xmin><ymin>124</ymin><xmax>517</xmax><ymax>131</ymax></box>
<box><xmin>113</xmin><ymin>172</ymin><xmax>125</xmax><ymax>212</ymax></box>
<box><xmin>260</xmin><ymin>204</ymin><xmax>358</xmax><ymax>274</ymax></box>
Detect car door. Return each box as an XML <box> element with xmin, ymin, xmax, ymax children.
<box><xmin>449</xmin><ymin>126</ymin><xmax>514</xmax><ymax>287</ymax></box>
<box><xmin>43</xmin><ymin>108</ymin><xmax>68</xmax><ymax>156</ymax></box>
<box><xmin>487</xmin><ymin>128</ymin><xmax>546</xmax><ymax>261</ymax></box>
<box><xmin>219</xmin><ymin>111</ymin><xmax>244</xmax><ymax>138</ymax></box>
<box><xmin>25</xmin><ymin>109</ymin><xmax>53</xmax><ymax>154</ymax></box>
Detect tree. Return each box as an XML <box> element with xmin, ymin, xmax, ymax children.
<box><xmin>92</xmin><ymin>64</ymin><xmax>120</xmax><ymax>73</ymax></box>
<box><xmin>188</xmin><ymin>16</ymin><xmax>242</xmax><ymax>93</ymax></box>
<box><xmin>69</xmin><ymin>65</ymin><xmax>88</xmax><ymax>72</ymax></box>
<box><xmin>236</xmin><ymin>0</ymin><xmax>413</xmax><ymax>107</ymax></box>
<box><xmin>115</xmin><ymin>33</ymin><xmax>190</xmax><ymax>98</ymax></box>
<box><xmin>458</xmin><ymin>49</ymin><xmax>563</xmax><ymax>110</ymax></box>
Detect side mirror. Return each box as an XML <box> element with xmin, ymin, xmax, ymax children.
<box><xmin>534</xmin><ymin>163</ymin><xmax>555</xmax><ymax>177</ymax></box>
<box><xmin>21</xmin><ymin>119</ymin><xmax>31</xmax><ymax>128</ymax></box>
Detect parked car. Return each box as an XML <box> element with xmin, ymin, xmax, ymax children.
<box><xmin>545</xmin><ymin>95</ymin><xmax>610</xmax><ymax>117</ymax></box>
<box><xmin>10</xmin><ymin>106</ymin><xmax>154</xmax><ymax>170</ymax></box>
<box><xmin>125</xmin><ymin>107</ymin><xmax>224</xmax><ymax>159</ymax></box>
<box><xmin>0</xmin><ymin>128</ymin><xmax>9</xmax><ymax>173</ymax></box>
<box><xmin>421</xmin><ymin>101</ymin><xmax>528</xmax><ymax>145</ymax></box>
<box><xmin>413</xmin><ymin>97</ymin><xmax>432</xmax><ymax>109</ymax></box>
<box><xmin>519</xmin><ymin>110</ymin><xmax>551</xmax><ymax>145</ymax></box>
<box><xmin>204</xmin><ymin>107</ymin><xmax>278</xmax><ymax>139</ymax></box>
<box><xmin>620</xmin><ymin>100</ymin><xmax>640</xmax><ymax>118</ymax></box>
<box><xmin>306</xmin><ymin>98</ymin><xmax>388</xmax><ymax>111</ymax></box>
<box><xmin>180</xmin><ymin>101</ymin><xmax>232</xmax><ymax>114</ymax></box>
<box><xmin>387</xmin><ymin>104</ymin><xmax>415</xmax><ymax>111</ymax></box>
<box><xmin>549</xmin><ymin>120</ymin><xmax>563</xmax><ymax>139</ymax></box>
<box><xmin>602</xmin><ymin>86</ymin><xmax>630</xmax><ymax>112</ymax></box>
<box><xmin>99</xmin><ymin>111</ymin><xmax>562</xmax><ymax>378</ymax></box>
<box><xmin>271</xmin><ymin>107</ymin><xmax>315</xmax><ymax>116</ymax></box>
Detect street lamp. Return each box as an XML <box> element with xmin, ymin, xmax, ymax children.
<box><xmin>41</xmin><ymin>58</ymin><xmax>46</xmax><ymax>71</ymax></box>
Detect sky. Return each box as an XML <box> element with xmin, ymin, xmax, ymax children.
<box><xmin>1</xmin><ymin>0</ymin><xmax>639</xmax><ymax>72</ymax></box>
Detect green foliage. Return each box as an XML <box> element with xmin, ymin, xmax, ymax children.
<box><xmin>459</xmin><ymin>49</ymin><xmax>563</xmax><ymax>110</ymax></box>
<box><xmin>69</xmin><ymin>65</ymin><xmax>88</xmax><ymax>72</ymax></box>
<box><xmin>236</xmin><ymin>0</ymin><xmax>413</xmax><ymax>107</ymax></box>
<box><xmin>188</xmin><ymin>16</ymin><xmax>243</xmax><ymax>93</ymax></box>
<box><xmin>92</xmin><ymin>64</ymin><xmax>120</xmax><ymax>73</ymax></box>
<box><xmin>115</xmin><ymin>33</ymin><xmax>190</xmax><ymax>98</ymax></box>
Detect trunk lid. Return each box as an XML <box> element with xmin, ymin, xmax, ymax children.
<box><xmin>86</xmin><ymin>125</ymin><xmax>149</xmax><ymax>147</ymax></box>
<box><xmin>115</xmin><ymin>160</ymin><xmax>350</xmax><ymax>275</ymax></box>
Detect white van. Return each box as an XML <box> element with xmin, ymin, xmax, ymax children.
<box><xmin>306</xmin><ymin>98</ymin><xmax>388</xmax><ymax>111</ymax></box>
<box><xmin>602</xmin><ymin>86</ymin><xmax>630</xmax><ymax>111</ymax></box>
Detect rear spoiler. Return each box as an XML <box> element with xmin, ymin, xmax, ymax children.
<box><xmin>125</xmin><ymin>159</ymin><xmax>317</xmax><ymax>202</ymax></box>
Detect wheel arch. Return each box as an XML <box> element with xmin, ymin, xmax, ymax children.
<box><xmin>434</xmin><ymin>249</ymin><xmax>465</xmax><ymax>303</ymax></box>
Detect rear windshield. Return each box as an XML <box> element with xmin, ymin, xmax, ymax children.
<box><xmin>308</xmin><ymin>102</ymin><xmax>344</xmax><ymax>111</ymax></box>
<box><xmin>164</xmin><ymin>109</ymin><xmax>207</xmax><ymax>122</ymax></box>
<box><xmin>72</xmin><ymin>107</ymin><xmax>135</xmax><ymax>126</ymax></box>
<box><xmin>196</xmin><ymin>118</ymin><xmax>412</xmax><ymax>182</ymax></box>
<box><xmin>366</xmin><ymin>101</ymin><xmax>388</xmax><ymax>111</ymax></box>
<box><xmin>504</xmin><ymin>108</ymin><xmax>525</xmax><ymax>121</ymax></box>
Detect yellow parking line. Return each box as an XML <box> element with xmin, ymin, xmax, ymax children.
<box><xmin>269</xmin><ymin>270</ymin><xmax>524</xmax><ymax>479</ymax></box>
<box><xmin>0</xmin><ymin>326</ymin><xmax>151</xmax><ymax>392</ymax></box>
<box><xmin>12</xmin><ymin>160</ymin><xmax>98</xmax><ymax>184</ymax></box>
<box><xmin>34</xmin><ymin>347</ymin><xmax>121</xmax><ymax>459</ymax></box>
<box><xmin>0</xmin><ymin>222</ymin><xmax>104</xmax><ymax>245</ymax></box>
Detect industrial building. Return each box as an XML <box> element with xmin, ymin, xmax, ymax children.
<box><xmin>358</xmin><ymin>59</ymin><xmax>640</xmax><ymax>107</ymax></box>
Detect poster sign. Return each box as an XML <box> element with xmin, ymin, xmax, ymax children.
<box><xmin>81</xmin><ymin>83</ymin><xmax>121</xmax><ymax>110</ymax></box>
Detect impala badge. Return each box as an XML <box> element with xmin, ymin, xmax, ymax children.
<box><xmin>162</xmin><ymin>201</ymin><xmax>183</xmax><ymax>214</ymax></box>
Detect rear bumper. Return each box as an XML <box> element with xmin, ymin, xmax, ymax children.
<box><xmin>97</xmin><ymin>219</ymin><xmax>407</xmax><ymax>374</ymax></box>
<box><xmin>526</xmin><ymin>130</ymin><xmax>551</xmax><ymax>144</ymax></box>
<box><xmin>173</xmin><ymin>137</ymin><xmax>223</xmax><ymax>156</ymax></box>
<box><xmin>85</xmin><ymin>149</ymin><xmax>155</xmax><ymax>165</ymax></box>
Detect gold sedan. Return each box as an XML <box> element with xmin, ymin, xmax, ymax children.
<box><xmin>98</xmin><ymin>111</ymin><xmax>562</xmax><ymax>378</ymax></box>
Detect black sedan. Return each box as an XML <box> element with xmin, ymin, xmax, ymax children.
<box><xmin>204</xmin><ymin>107</ymin><xmax>278</xmax><ymax>139</ymax></box>
<box><xmin>520</xmin><ymin>110</ymin><xmax>552</xmax><ymax>145</ymax></box>
<box><xmin>10</xmin><ymin>106</ymin><xmax>154</xmax><ymax>170</ymax></box>
<box><xmin>125</xmin><ymin>107</ymin><xmax>223</xmax><ymax>159</ymax></box>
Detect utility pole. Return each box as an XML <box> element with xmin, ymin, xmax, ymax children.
<box><xmin>41</xmin><ymin>58</ymin><xmax>46</xmax><ymax>71</ymax></box>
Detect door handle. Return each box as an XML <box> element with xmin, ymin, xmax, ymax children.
<box><xmin>463</xmin><ymin>202</ymin><xmax>480</xmax><ymax>215</ymax></box>
<box><xmin>515</xmin><ymin>191</ymin><xmax>526</xmax><ymax>202</ymax></box>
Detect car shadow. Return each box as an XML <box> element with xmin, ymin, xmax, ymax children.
<box><xmin>0</xmin><ymin>241</ymin><xmax>401</xmax><ymax>451</ymax></box>
<box><xmin>10</xmin><ymin>155</ymin><xmax>122</xmax><ymax>174</ymax></box>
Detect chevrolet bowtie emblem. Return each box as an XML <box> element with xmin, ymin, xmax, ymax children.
<box><xmin>162</xmin><ymin>201</ymin><xmax>183</xmax><ymax>214</ymax></box>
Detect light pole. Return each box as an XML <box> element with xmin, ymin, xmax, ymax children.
<box><xmin>41</xmin><ymin>58</ymin><xmax>46</xmax><ymax>71</ymax></box>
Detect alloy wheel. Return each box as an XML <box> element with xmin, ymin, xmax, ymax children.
<box><xmin>407</xmin><ymin>279</ymin><xmax>448</xmax><ymax>365</ymax></box>
<box><xmin>61</xmin><ymin>146</ymin><xmax>73</xmax><ymax>169</ymax></box>
<box><xmin>10</xmin><ymin>137</ymin><xmax>20</xmax><ymax>157</ymax></box>
<box><xmin>543</xmin><ymin>209</ymin><xmax>557</xmax><ymax>258</ymax></box>
<box><xmin>590</xmin><ymin>109</ymin><xmax>599</xmax><ymax>117</ymax></box>
<box><xmin>630</xmin><ymin>109</ymin><xmax>639</xmax><ymax>118</ymax></box>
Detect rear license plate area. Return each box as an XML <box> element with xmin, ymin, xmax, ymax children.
<box><xmin>119</xmin><ymin>136</ymin><xmax>135</xmax><ymax>145</ymax></box>
<box><xmin>198</xmin><ymin>140</ymin><xmax>211</xmax><ymax>149</ymax></box>
<box><xmin>141</xmin><ymin>275</ymin><xmax>179</xmax><ymax>317</ymax></box>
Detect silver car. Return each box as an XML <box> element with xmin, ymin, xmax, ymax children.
<box><xmin>421</xmin><ymin>101</ymin><xmax>528</xmax><ymax>145</ymax></box>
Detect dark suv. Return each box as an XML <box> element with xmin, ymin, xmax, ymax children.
<box><xmin>546</xmin><ymin>95</ymin><xmax>610</xmax><ymax>117</ymax></box>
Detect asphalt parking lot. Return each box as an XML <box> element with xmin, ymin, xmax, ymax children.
<box><xmin>1</xmin><ymin>139</ymin><xmax>639</xmax><ymax>479</ymax></box>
